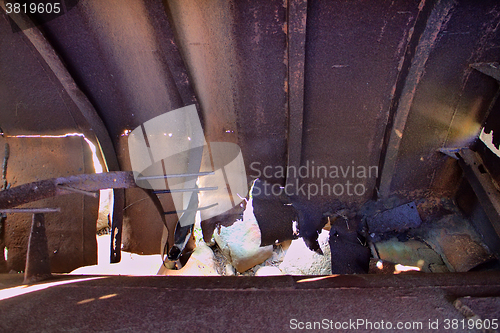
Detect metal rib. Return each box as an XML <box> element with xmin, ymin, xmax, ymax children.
<box><xmin>153</xmin><ymin>186</ymin><xmax>217</xmax><ymax>194</ymax></box>
<box><xmin>136</xmin><ymin>171</ymin><xmax>215</xmax><ymax>181</ymax></box>
<box><xmin>164</xmin><ymin>203</ymin><xmax>218</xmax><ymax>215</ymax></box>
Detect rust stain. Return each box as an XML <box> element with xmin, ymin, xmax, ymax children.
<box><xmin>378</xmin><ymin>19</ymin><xmax>388</xmax><ymax>42</ymax></box>
<box><xmin>418</xmin><ymin>0</ymin><xmax>426</xmax><ymax>12</ymax></box>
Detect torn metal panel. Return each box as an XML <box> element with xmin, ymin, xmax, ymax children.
<box><xmin>471</xmin><ymin>62</ymin><xmax>500</xmax><ymax>82</ymax></box>
<box><xmin>285</xmin><ymin>0</ymin><xmax>307</xmax><ymax>190</ymax></box>
<box><xmin>367</xmin><ymin>202</ymin><xmax>422</xmax><ymax>234</ymax></box>
<box><xmin>24</xmin><ymin>213</ymin><xmax>52</xmax><ymax>284</ymax></box>
<box><xmin>457</xmin><ymin>148</ymin><xmax>500</xmax><ymax>242</ymax></box>
<box><xmin>378</xmin><ymin>0</ymin><xmax>456</xmax><ymax>198</ymax></box>
<box><xmin>329</xmin><ymin>216</ymin><xmax>371</xmax><ymax>274</ymax></box>
<box><xmin>31</xmin><ymin>0</ymin><xmax>200</xmax><ymax>256</ymax></box>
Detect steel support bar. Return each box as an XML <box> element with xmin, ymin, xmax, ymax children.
<box><xmin>24</xmin><ymin>213</ymin><xmax>52</xmax><ymax>284</ymax></box>
<box><xmin>136</xmin><ymin>171</ymin><xmax>215</xmax><ymax>181</ymax></box>
<box><xmin>285</xmin><ymin>0</ymin><xmax>307</xmax><ymax>190</ymax></box>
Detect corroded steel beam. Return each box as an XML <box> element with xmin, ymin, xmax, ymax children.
<box><xmin>285</xmin><ymin>0</ymin><xmax>307</xmax><ymax>191</ymax></box>
<box><xmin>0</xmin><ymin>172</ymin><xmax>136</xmax><ymax>210</ymax></box>
<box><xmin>457</xmin><ymin>148</ymin><xmax>500</xmax><ymax>256</ymax></box>
<box><xmin>24</xmin><ymin>213</ymin><xmax>52</xmax><ymax>284</ymax></box>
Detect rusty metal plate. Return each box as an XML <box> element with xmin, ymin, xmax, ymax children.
<box><xmin>1</xmin><ymin>136</ymin><xmax>98</xmax><ymax>273</ymax></box>
<box><xmin>302</xmin><ymin>0</ymin><xmax>422</xmax><ymax>204</ymax></box>
<box><xmin>389</xmin><ymin>1</ymin><xmax>500</xmax><ymax>196</ymax></box>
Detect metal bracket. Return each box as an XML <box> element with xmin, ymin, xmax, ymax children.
<box><xmin>470</xmin><ymin>62</ymin><xmax>500</xmax><ymax>82</ymax></box>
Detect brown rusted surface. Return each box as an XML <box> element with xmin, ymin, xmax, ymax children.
<box><xmin>301</xmin><ymin>0</ymin><xmax>422</xmax><ymax>205</ymax></box>
<box><xmin>1</xmin><ymin>273</ymin><xmax>500</xmax><ymax>331</ymax></box>
<box><xmin>388</xmin><ymin>1</ymin><xmax>500</xmax><ymax>196</ymax></box>
<box><xmin>2</xmin><ymin>5</ymin><xmax>119</xmax><ymax>172</ymax></box>
<box><xmin>0</xmin><ymin>136</ymin><xmax>98</xmax><ymax>273</ymax></box>
<box><xmin>378</xmin><ymin>0</ymin><xmax>455</xmax><ymax>198</ymax></box>
<box><xmin>285</xmin><ymin>0</ymin><xmax>307</xmax><ymax>191</ymax></box>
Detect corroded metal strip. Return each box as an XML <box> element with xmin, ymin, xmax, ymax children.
<box><xmin>0</xmin><ymin>171</ymin><xmax>136</xmax><ymax>209</ymax></box>
<box><xmin>57</xmin><ymin>185</ymin><xmax>98</xmax><ymax>198</ymax></box>
<box><xmin>0</xmin><ymin>208</ymin><xmax>60</xmax><ymax>214</ymax></box>
<box><xmin>285</xmin><ymin>0</ymin><xmax>307</xmax><ymax>191</ymax></box>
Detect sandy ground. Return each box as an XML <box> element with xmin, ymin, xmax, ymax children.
<box><xmin>70</xmin><ymin>235</ymin><xmax>163</xmax><ymax>276</ymax></box>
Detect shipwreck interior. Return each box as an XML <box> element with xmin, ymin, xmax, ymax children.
<box><xmin>1</xmin><ymin>0</ymin><xmax>500</xmax><ymax>330</ymax></box>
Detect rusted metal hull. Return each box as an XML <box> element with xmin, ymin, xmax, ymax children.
<box><xmin>1</xmin><ymin>0</ymin><xmax>500</xmax><ymax>264</ymax></box>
